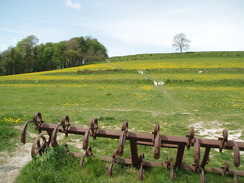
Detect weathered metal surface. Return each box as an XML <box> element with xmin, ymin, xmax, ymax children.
<box><xmin>21</xmin><ymin>112</ymin><xmax>244</xmax><ymax>182</ymax></box>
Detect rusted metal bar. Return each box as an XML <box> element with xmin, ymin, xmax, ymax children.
<box><xmin>174</xmin><ymin>144</ymin><xmax>185</xmax><ymax>168</ymax></box>
<box><xmin>129</xmin><ymin>139</ymin><xmax>139</xmax><ymax>167</ymax></box>
<box><xmin>21</xmin><ymin>112</ymin><xmax>244</xmax><ymax>182</ymax></box>
<box><xmin>35</xmin><ymin>123</ymin><xmax>244</xmax><ymax>150</ymax></box>
<box><xmin>200</xmin><ymin>147</ymin><xmax>211</xmax><ymax>168</ymax></box>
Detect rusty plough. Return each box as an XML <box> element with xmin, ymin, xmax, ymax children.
<box><xmin>21</xmin><ymin>112</ymin><xmax>244</xmax><ymax>182</ymax></box>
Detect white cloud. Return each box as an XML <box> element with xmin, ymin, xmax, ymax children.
<box><xmin>65</xmin><ymin>0</ymin><xmax>81</xmax><ymax>9</ymax></box>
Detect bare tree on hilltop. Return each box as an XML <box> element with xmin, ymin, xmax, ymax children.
<box><xmin>172</xmin><ymin>33</ymin><xmax>191</xmax><ymax>53</ymax></box>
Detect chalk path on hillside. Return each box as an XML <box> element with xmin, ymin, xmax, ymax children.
<box><xmin>0</xmin><ymin>143</ymin><xmax>32</xmax><ymax>183</ymax></box>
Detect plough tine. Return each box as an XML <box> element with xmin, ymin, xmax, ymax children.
<box><xmin>83</xmin><ymin>128</ymin><xmax>90</xmax><ymax>150</ymax></box>
<box><xmin>108</xmin><ymin>150</ymin><xmax>120</xmax><ymax>177</ymax></box>
<box><xmin>51</xmin><ymin>124</ymin><xmax>62</xmax><ymax>147</ymax></box>
<box><xmin>21</xmin><ymin>120</ymin><xmax>34</xmax><ymax>144</ymax></box>
<box><xmin>200</xmin><ymin>168</ymin><xmax>206</xmax><ymax>183</ymax></box>
<box><xmin>51</xmin><ymin>115</ymin><xmax>71</xmax><ymax>147</ymax></box>
<box><xmin>80</xmin><ymin>147</ymin><xmax>93</xmax><ymax>168</ymax></box>
<box><xmin>83</xmin><ymin>118</ymin><xmax>99</xmax><ymax>150</ymax></box>
<box><xmin>109</xmin><ymin>122</ymin><xmax>128</xmax><ymax>177</ymax></box>
<box><xmin>138</xmin><ymin>153</ymin><xmax>145</xmax><ymax>180</ymax></box>
<box><xmin>21</xmin><ymin>112</ymin><xmax>43</xmax><ymax>144</ymax></box>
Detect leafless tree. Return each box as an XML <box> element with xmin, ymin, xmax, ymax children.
<box><xmin>172</xmin><ymin>33</ymin><xmax>191</xmax><ymax>53</ymax></box>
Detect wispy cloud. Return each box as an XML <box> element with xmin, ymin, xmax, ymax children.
<box><xmin>0</xmin><ymin>27</ymin><xmax>26</xmax><ymax>34</ymax></box>
<box><xmin>65</xmin><ymin>0</ymin><xmax>81</xmax><ymax>9</ymax></box>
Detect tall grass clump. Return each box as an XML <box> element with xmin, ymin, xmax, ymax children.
<box><xmin>15</xmin><ymin>146</ymin><xmax>110</xmax><ymax>183</ymax></box>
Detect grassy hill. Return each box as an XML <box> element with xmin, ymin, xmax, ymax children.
<box><xmin>0</xmin><ymin>51</ymin><xmax>243</xmax><ymax>182</ymax></box>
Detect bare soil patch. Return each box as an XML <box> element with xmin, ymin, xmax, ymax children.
<box><xmin>0</xmin><ymin>143</ymin><xmax>32</xmax><ymax>183</ymax></box>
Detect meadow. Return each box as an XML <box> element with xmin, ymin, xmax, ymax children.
<box><xmin>0</xmin><ymin>52</ymin><xmax>243</xmax><ymax>182</ymax></box>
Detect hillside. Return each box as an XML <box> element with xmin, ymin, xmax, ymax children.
<box><xmin>0</xmin><ymin>51</ymin><xmax>243</xmax><ymax>183</ymax></box>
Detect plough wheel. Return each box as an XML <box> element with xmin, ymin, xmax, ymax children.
<box><xmin>31</xmin><ymin>132</ymin><xmax>48</xmax><ymax>158</ymax></box>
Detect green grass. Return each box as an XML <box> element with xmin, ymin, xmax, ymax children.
<box><xmin>0</xmin><ymin>51</ymin><xmax>243</xmax><ymax>182</ymax></box>
<box><xmin>14</xmin><ymin>146</ymin><xmax>242</xmax><ymax>183</ymax></box>
<box><xmin>0</xmin><ymin>122</ymin><xmax>19</xmax><ymax>152</ymax></box>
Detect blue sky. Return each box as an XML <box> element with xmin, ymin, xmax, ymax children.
<box><xmin>0</xmin><ymin>0</ymin><xmax>244</xmax><ymax>56</ymax></box>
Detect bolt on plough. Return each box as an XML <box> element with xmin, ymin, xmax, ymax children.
<box><xmin>21</xmin><ymin>112</ymin><xmax>244</xmax><ymax>182</ymax></box>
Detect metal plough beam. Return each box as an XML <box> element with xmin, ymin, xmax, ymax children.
<box><xmin>38</xmin><ymin>123</ymin><xmax>244</xmax><ymax>150</ymax></box>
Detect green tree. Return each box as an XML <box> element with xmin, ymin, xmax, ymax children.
<box><xmin>16</xmin><ymin>35</ymin><xmax>39</xmax><ymax>72</ymax></box>
<box><xmin>0</xmin><ymin>35</ymin><xmax>108</xmax><ymax>75</ymax></box>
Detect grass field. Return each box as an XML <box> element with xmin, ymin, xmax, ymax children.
<box><xmin>0</xmin><ymin>52</ymin><xmax>243</xmax><ymax>182</ymax></box>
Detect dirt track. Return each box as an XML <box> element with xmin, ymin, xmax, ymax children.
<box><xmin>0</xmin><ymin>143</ymin><xmax>32</xmax><ymax>183</ymax></box>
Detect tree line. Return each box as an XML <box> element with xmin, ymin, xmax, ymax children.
<box><xmin>0</xmin><ymin>35</ymin><xmax>108</xmax><ymax>75</ymax></box>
